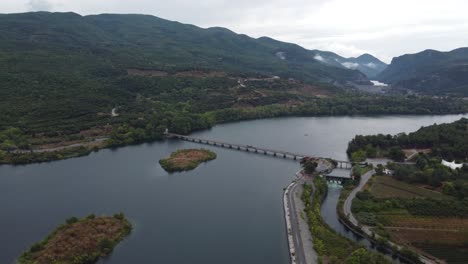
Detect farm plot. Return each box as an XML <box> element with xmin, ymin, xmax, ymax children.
<box><xmin>369</xmin><ymin>176</ymin><xmax>448</xmax><ymax>199</ymax></box>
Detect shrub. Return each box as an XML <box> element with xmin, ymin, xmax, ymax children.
<box><xmin>66</xmin><ymin>217</ymin><xmax>79</xmax><ymax>225</ymax></box>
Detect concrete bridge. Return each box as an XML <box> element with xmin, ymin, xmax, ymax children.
<box><xmin>166</xmin><ymin>132</ymin><xmax>355</xmax><ymax>169</ymax></box>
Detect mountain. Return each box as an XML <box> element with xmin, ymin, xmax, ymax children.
<box><xmin>0</xmin><ymin>11</ymin><xmax>368</xmax><ymax>85</ymax></box>
<box><xmin>377</xmin><ymin>48</ymin><xmax>468</xmax><ymax>96</ymax></box>
<box><xmin>309</xmin><ymin>51</ymin><xmax>387</xmax><ymax>78</ymax></box>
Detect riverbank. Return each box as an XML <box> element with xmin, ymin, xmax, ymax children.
<box><xmin>301</xmin><ymin>176</ymin><xmax>391</xmax><ymax>263</ymax></box>
<box><xmin>2</xmin><ymin>100</ymin><xmax>468</xmax><ymax>165</ymax></box>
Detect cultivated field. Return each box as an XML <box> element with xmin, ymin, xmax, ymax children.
<box><xmin>369</xmin><ymin>176</ymin><xmax>448</xmax><ymax>200</ymax></box>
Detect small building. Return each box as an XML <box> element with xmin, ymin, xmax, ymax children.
<box><xmin>383</xmin><ymin>169</ymin><xmax>393</xmax><ymax>175</ymax></box>
<box><xmin>441</xmin><ymin>160</ymin><xmax>463</xmax><ymax>170</ymax></box>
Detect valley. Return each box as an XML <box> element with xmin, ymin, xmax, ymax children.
<box><xmin>0</xmin><ymin>9</ymin><xmax>468</xmax><ymax>264</ymax></box>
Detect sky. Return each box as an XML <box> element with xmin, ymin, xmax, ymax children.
<box><xmin>2</xmin><ymin>0</ymin><xmax>468</xmax><ymax>63</ymax></box>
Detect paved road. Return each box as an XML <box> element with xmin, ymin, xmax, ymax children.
<box><xmin>343</xmin><ymin>169</ymin><xmax>374</xmax><ymax>227</ymax></box>
<box><xmin>287</xmin><ymin>180</ymin><xmax>307</xmax><ymax>264</ymax></box>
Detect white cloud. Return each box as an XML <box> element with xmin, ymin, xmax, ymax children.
<box><xmin>365</xmin><ymin>62</ymin><xmax>377</xmax><ymax>69</ymax></box>
<box><xmin>370</xmin><ymin>80</ymin><xmax>388</xmax><ymax>86</ymax></box>
<box><xmin>314</xmin><ymin>54</ymin><xmax>326</xmax><ymax>62</ymax></box>
<box><xmin>341</xmin><ymin>62</ymin><xmax>359</xmax><ymax>69</ymax></box>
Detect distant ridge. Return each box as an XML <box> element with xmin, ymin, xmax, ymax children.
<box><xmin>309</xmin><ymin>50</ymin><xmax>387</xmax><ymax>78</ymax></box>
<box><xmin>377</xmin><ymin>48</ymin><xmax>468</xmax><ymax>95</ymax></box>
<box><xmin>0</xmin><ymin>11</ymin><xmax>373</xmax><ymax>85</ymax></box>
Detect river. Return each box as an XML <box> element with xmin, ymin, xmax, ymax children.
<box><xmin>1</xmin><ymin>114</ymin><xmax>466</xmax><ymax>264</ymax></box>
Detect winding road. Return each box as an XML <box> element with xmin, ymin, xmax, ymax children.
<box><xmin>343</xmin><ymin>169</ymin><xmax>374</xmax><ymax>228</ymax></box>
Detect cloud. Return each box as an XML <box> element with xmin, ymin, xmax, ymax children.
<box><xmin>314</xmin><ymin>54</ymin><xmax>326</xmax><ymax>62</ymax></box>
<box><xmin>341</xmin><ymin>62</ymin><xmax>359</xmax><ymax>69</ymax></box>
<box><xmin>365</xmin><ymin>62</ymin><xmax>377</xmax><ymax>69</ymax></box>
<box><xmin>28</xmin><ymin>0</ymin><xmax>53</xmax><ymax>11</ymax></box>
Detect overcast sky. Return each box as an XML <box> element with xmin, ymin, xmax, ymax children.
<box><xmin>2</xmin><ymin>0</ymin><xmax>468</xmax><ymax>62</ymax></box>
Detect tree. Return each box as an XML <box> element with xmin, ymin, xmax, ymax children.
<box><xmin>375</xmin><ymin>164</ymin><xmax>384</xmax><ymax>175</ymax></box>
<box><xmin>351</xmin><ymin>150</ymin><xmax>367</xmax><ymax>162</ymax></box>
<box><xmin>303</xmin><ymin>160</ymin><xmax>318</xmax><ymax>174</ymax></box>
<box><xmin>388</xmin><ymin>146</ymin><xmax>405</xmax><ymax>162</ymax></box>
<box><xmin>0</xmin><ymin>140</ymin><xmax>18</xmax><ymax>152</ymax></box>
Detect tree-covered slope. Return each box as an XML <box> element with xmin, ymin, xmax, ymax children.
<box><xmin>348</xmin><ymin>118</ymin><xmax>468</xmax><ymax>162</ymax></box>
<box><xmin>0</xmin><ymin>12</ymin><xmax>374</xmax><ymax>128</ymax></box>
<box><xmin>0</xmin><ymin>12</ymin><xmax>367</xmax><ymax>82</ymax></box>
<box><xmin>377</xmin><ymin>48</ymin><xmax>468</xmax><ymax>95</ymax></box>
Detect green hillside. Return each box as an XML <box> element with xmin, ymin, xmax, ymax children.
<box><xmin>0</xmin><ymin>12</ymin><xmax>467</xmax><ymax>164</ymax></box>
<box><xmin>377</xmin><ymin>48</ymin><xmax>468</xmax><ymax>95</ymax></box>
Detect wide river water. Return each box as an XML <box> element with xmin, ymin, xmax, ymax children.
<box><xmin>1</xmin><ymin>114</ymin><xmax>466</xmax><ymax>264</ymax></box>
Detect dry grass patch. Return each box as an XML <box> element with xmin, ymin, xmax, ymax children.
<box><xmin>18</xmin><ymin>214</ymin><xmax>132</xmax><ymax>264</ymax></box>
<box><xmin>381</xmin><ymin>215</ymin><xmax>468</xmax><ymax>230</ymax></box>
<box><xmin>159</xmin><ymin>149</ymin><xmax>216</xmax><ymax>172</ymax></box>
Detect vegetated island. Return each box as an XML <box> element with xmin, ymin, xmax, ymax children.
<box><xmin>18</xmin><ymin>213</ymin><xmax>132</xmax><ymax>264</ymax></box>
<box><xmin>159</xmin><ymin>149</ymin><xmax>216</xmax><ymax>172</ymax></box>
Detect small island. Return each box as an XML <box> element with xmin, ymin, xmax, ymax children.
<box><xmin>18</xmin><ymin>213</ymin><xmax>132</xmax><ymax>264</ymax></box>
<box><xmin>159</xmin><ymin>149</ymin><xmax>217</xmax><ymax>172</ymax></box>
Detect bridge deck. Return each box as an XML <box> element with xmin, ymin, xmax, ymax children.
<box><xmin>167</xmin><ymin>133</ymin><xmax>354</xmax><ymax>166</ymax></box>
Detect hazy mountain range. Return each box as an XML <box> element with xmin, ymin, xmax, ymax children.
<box><xmin>310</xmin><ymin>52</ymin><xmax>387</xmax><ymax>79</ymax></box>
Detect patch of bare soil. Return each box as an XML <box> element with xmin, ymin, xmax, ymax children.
<box><xmin>173</xmin><ymin>71</ymin><xmax>227</xmax><ymax>78</ymax></box>
<box><xmin>290</xmin><ymin>84</ymin><xmax>330</xmax><ymax>97</ymax></box>
<box><xmin>127</xmin><ymin>69</ymin><xmax>168</xmax><ymax>77</ymax></box>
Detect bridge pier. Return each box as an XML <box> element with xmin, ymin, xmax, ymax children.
<box><xmin>264</xmin><ymin>151</ymin><xmax>267</xmax><ymax>155</ymax></box>
<box><xmin>283</xmin><ymin>154</ymin><xmax>286</xmax><ymax>158</ymax></box>
<box><xmin>294</xmin><ymin>156</ymin><xmax>296</xmax><ymax>160</ymax></box>
<box><xmin>273</xmin><ymin>153</ymin><xmax>277</xmax><ymax>156</ymax></box>
<box><xmin>229</xmin><ymin>145</ymin><xmax>232</xmax><ymax>148</ymax></box>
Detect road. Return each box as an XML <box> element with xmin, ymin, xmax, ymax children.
<box><xmin>287</xmin><ymin>180</ymin><xmax>307</xmax><ymax>264</ymax></box>
<box><xmin>284</xmin><ymin>171</ymin><xmax>318</xmax><ymax>264</ymax></box>
<box><xmin>343</xmin><ymin>169</ymin><xmax>374</xmax><ymax>227</ymax></box>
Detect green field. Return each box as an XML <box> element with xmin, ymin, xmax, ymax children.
<box><xmin>369</xmin><ymin>176</ymin><xmax>448</xmax><ymax>200</ymax></box>
<box><xmin>413</xmin><ymin>243</ymin><xmax>468</xmax><ymax>264</ymax></box>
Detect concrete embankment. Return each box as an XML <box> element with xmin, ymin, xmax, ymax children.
<box><xmin>283</xmin><ymin>180</ymin><xmax>298</xmax><ymax>264</ymax></box>
<box><xmin>283</xmin><ymin>170</ymin><xmax>318</xmax><ymax>264</ymax></box>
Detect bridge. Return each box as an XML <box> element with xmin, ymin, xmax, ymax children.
<box><xmin>166</xmin><ymin>132</ymin><xmax>355</xmax><ymax>169</ymax></box>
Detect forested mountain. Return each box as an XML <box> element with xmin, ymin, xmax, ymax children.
<box><xmin>309</xmin><ymin>51</ymin><xmax>387</xmax><ymax>78</ymax></box>
<box><xmin>0</xmin><ymin>12</ymin><xmax>467</xmax><ymax>164</ymax></box>
<box><xmin>0</xmin><ymin>11</ymin><xmax>368</xmax><ymax>83</ymax></box>
<box><xmin>377</xmin><ymin>48</ymin><xmax>468</xmax><ymax>95</ymax></box>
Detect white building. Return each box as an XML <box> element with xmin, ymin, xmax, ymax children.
<box><xmin>441</xmin><ymin>160</ymin><xmax>463</xmax><ymax>170</ymax></box>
